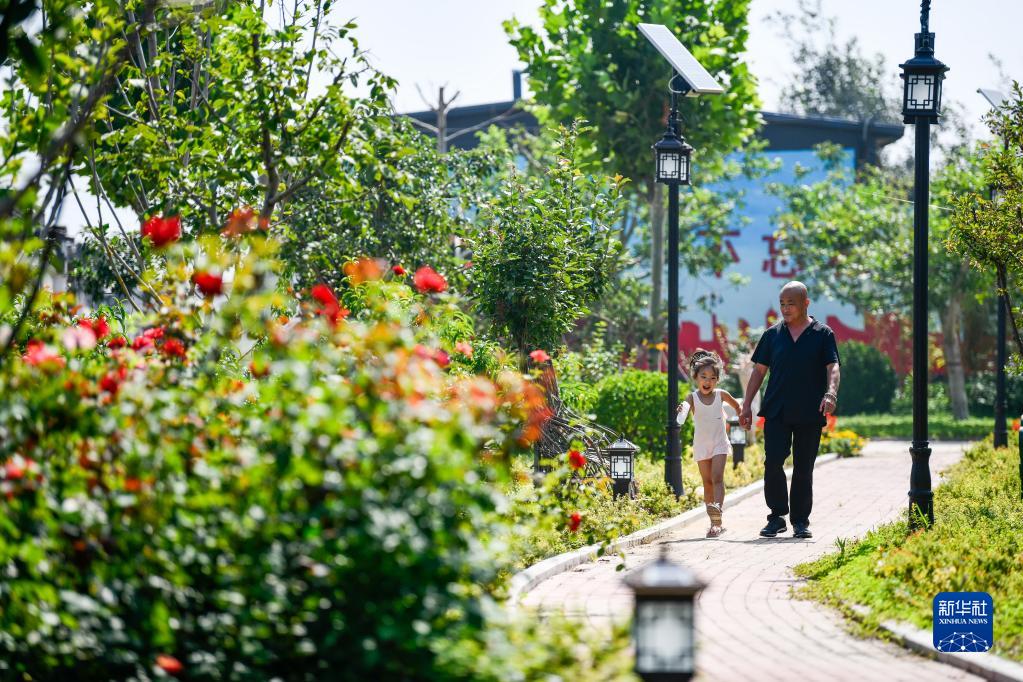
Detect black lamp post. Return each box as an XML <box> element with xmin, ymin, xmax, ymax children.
<box><xmin>978</xmin><ymin>88</ymin><xmax>1009</xmax><ymax>449</ymax></box>
<box><xmin>608</xmin><ymin>438</ymin><xmax>639</xmax><ymax>498</ymax></box>
<box><xmin>900</xmin><ymin>0</ymin><xmax>948</xmax><ymax>529</ymax></box>
<box><xmin>626</xmin><ymin>545</ymin><xmax>704</xmax><ymax>681</ymax></box>
<box><xmin>653</xmin><ymin>75</ymin><xmax>693</xmax><ymax>498</ymax></box>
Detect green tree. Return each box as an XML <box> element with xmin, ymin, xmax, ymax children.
<box><xmin>505</xmin><ymin>0</ymin><xmax>762</xmax><ymax>335</ymax></box>
<box><xmin>770</xmin><ymin>144</ymin><xmax>989</xmax><ymax>419</ymax></box>
<box><xmin>949</xmin><ymin>82</ymin><xmax>1023</xmax><ymax>370</ymax></box>
<box><xmin>466</xmin><ymin>126</ymin><xmax>624</xmax><ymax>367</ymax></box>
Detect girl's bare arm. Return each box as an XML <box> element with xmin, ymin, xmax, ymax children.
<box><xmin>720</xmin><ymin>390</ymin><xmax>741</xmax><ymax>413</ymax></box>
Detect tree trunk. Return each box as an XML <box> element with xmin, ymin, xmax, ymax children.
<box><xmin>940</xmin><ymin>293</ymin><xmax>970</xmax><ymax>420</ymax></box>
<box><xmin>648</xmin><ymin>183</ymin><xmax>664</xmax><ymax>363</ymax></box>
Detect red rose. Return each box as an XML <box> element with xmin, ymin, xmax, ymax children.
<box><xmin>78</xmin><ymin>316</ymin><xmax>110</xmax><ymax>339</ymax></box>
<box><xmin>132</xmin><ymin>336</ymin><xmax>154</xmax><ymax>352</ymax></box>
<box><xmin>161</xmin><ymin>338</ymin><xmax>186</xmax><ymax>359</ymax></box>
<box><xmin>143</xmin><ymin>327</ymin><xmax>165</xmax><ymax>341</ymax></box>
<box><xmin>192</xmin><ymin>271</ymin><xmax>224</xmax><ymax>297</ymax></box>
<box><xmin>141</xmin><ymin>215</ymin><xmax>181</xmax><ymax>248</ymax></box>
<box><xmin>529</xmin><ymin>349</ymin><xmax>551</xmax><ymax>364</ymax></box>
<box><xmin>310</xmin><ymin>284</ymin><xmax>348</xmax><ymax>326</ymax></box>
<box><xmin>568</xmin><ymin>449</ymin><xmax>586</xmax><ymax>470</ymax></box>
<box><xmin>567</xmin><ymin>512</ymin><xmax>582</xmax><ymax>532</ymax></box>
<box><xmin>392</xmin><ymin>264</ymin><xmax>406</xmax><ymax>276</ymax></box>
<box><xmin>413</xmin><ymin>266</ymin><xmax>447</xmax><ymax>294</ymax></box>
<box><xmin>155</xmin><ymin>654</ymin><xmax>183</xmax><ymax>675</ymax></box>
<box><xmin>22</xmin><ymin>340</ymin><xmax>65</xmax><ymax>370</ymax></box>
<box><xmin>107</xmin><ymin>335</ymin><xmax>127</xmax><ymax>349</ymax></box>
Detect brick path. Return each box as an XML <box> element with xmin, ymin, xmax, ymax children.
<box><xmin>522</xmin><ymin>440</ymin><xmax>982</xmax><ymax>681</ymax></box>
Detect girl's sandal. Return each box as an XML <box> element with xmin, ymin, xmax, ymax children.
<box><xmin>706</xmin><ymin>525</ymin><xmax>725</xmax><ymax>538</ymax></box>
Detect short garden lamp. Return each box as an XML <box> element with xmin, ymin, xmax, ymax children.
<box><xmin>626</xmin><ymin>545</ymin><xmax>705</xmax><ymax>681</ymax></box>
<box><xmin>608</xmin><ymin>438</ymin><xmax>638</xmax><ymax>498</ymax></box>
<box><xmin>653</xmin><ymin>129</ymin><xmax>693</xmax><ymax>186</ymax></box>
<box><xmin>727</xmin><ymin>415</ymin><xmax>746</xmax><ymax>468</ymax></box>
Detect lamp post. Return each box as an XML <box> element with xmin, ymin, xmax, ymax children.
<box><xmin>626</xmin><ymin>545</ymin><xmax>705</xmax><ymax>681</ymax></box>
<box><xmin>608</xmin><ymin>438</ymin><xmax>639</xmax><ymax>498</ymax></box>
<box><xmin>900</xmin><ymin>0</ymin><xmax>948</xmax><ymax>529</ymax></box>
<box><xmin>653</xmin><ymin>83</ymin><xmax>693</xmax><ymax>498</ymax></box>
<box><xmin>978</xmin><ymin>87</ymin><xmax>1009</xmax><ymax>449</ymax></box>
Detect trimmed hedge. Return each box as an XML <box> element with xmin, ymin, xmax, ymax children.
<box><xmin>837</xmin><ymin>414</ymin><xmax>995</xmax><ymax>440</ymax></box>
<box><xmin>590</xmin><ymin>370</ymin><xmax>694</xmax><ymax>460</ymax></box>
<box><xmin>837</xmin><ymin>341</ymin><xmax>898</xmax><ymax>415</ymax></box>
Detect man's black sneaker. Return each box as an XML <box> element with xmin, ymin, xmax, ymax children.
<box><xmin>793</xmin><ymin>523</ymin><xmax>812</xmax><ymax>539</ymax></box>
<box><xmin>759</xmin><ymin>518</ymin><xmax>787</xmax><ymax>538</ymax></box>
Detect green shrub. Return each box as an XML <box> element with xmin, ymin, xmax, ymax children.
<box><xmin>837</xmin><ymin>341</ymin><xmax>898</xmax><ymax>415</ymax></box>
<box><xmin>591</xmin><ymin>370</ymin><xmax>693</xmax><ymax>460</ymax></box>
<box><xmin>837</xmin><ymin>414</ymin><xmax>992</xmax><ymax>440</ymax></box>
<box><xmin>794</xmin><ymin>439</ymin><xmax>1023</xmax><ymax>662</ymax></box>
<box><xmin>966</xmin><ymin>370</ymin><xmax>1023</xmax><ymax>418</ymax></box>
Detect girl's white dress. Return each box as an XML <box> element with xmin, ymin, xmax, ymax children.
<box><xmin>690</xmin><ymin>389</ymin><xmax>732</xmax><ymax>462</ymax></box>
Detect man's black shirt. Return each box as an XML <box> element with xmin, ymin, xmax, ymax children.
<box><xmin>751</xmin><ymin>317</ymin><xmax>841</xmax><ymax>427</ymax></box>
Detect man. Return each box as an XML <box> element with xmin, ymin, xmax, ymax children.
<box><xmin>739</xmin><ymin>281</ymin><xmax>841</xmax><ymax>539</ymax></box>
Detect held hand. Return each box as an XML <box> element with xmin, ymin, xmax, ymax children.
<box><xmin>819</xmin><ymin>394</ymin><xmax>837</xmax><ymax>415</ymax></box>
<box><xmin>739</xmin><ymin>405</ymin><xmax>752</xmax><ymax>430</ymax></box>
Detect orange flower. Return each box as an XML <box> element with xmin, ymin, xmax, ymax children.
<box><xmin>221</xmin><ymin>207</ymin><xmax>258</xmax><ymax>237</ymax></box>
<box><xmin>344</xmin><ymin>257</ymin><xmax>384</xmax><ymax>284</ymax></box>
<box><xmin>825</xmin><ymin>414</ymin><xmax>837</xmax><ymax>432</ymax></box>
<box><xmin>1012</xmin><ymin>418</ymin><xmax>1020</xmax><ymax>432</ymax></box>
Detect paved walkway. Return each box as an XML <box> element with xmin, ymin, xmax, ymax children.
<box><xmin>523</xmin><ymin>440</ymin><xmax>982</xmax><ymax>681</ymax></box>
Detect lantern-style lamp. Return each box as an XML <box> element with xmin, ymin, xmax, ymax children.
<box><xmin>899</xmin><ymin>5</ymin><xmax>948</xmax><ymax>123</ymax></box>
<box><xmin>626</xmin><ymin>545</ymin><xmax>705</xmax><ymax>681</ymax></box>
<box><xmin>727</xmin><ymin>415</ymin><xmax>746</xmax><ymax>468</ymax></box>
<box><xmin>653</xmin><ymin>130</ymin><xmax>693</xmax><ymax>186</ymax></box>
<box><xmin>608</xmin><ymin>438</ymin><xmax>639</xmax><ymax>498</ymax></box>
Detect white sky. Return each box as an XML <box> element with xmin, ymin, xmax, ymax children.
<box><xmin>333</xmin><ymin>0</ymin><xmax>1023</xmax><ymax>133</ymax></box>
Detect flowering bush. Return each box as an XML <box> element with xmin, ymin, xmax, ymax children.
<box><xmin>820</xmin><ymin>428</ymin><xmax>867</xmax><ymax>457</ymax></box>
<box><xmin>0</xmin><ymin>232</ymin><xmax>622</xmax><ymax>679</ymax></box>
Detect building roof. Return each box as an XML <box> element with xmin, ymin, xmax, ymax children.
<box><xmin>405</xmin><ymin>101</ymin><xmax>905</xmax><ymax>165</ymax></box>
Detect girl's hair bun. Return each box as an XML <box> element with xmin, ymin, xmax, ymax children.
<box><xmin>688</xmin><ymin>348</ymin><xmax>724</xmax><ymax>378</ymax></box>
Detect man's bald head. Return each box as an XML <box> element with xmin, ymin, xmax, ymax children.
<box><xmin>778</xmin><ymin>281</ymin><xmax>810</xmax><ymax>325</ymax></box>
<box><xmin>780</xmin><ymin>281</ymin><xmax>808</xmax><ymax>302</ymax></box>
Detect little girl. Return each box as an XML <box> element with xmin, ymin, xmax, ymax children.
<box><xmin>677</xmin><ymin>349</ymin><xmax>742</xmax><ymax>538</ymax></box>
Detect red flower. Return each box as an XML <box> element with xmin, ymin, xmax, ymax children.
<box><xmin>99</xmin><ymin>371</ymin><xmax>121</xmax><ymax>395</ymax></box>
<box><xmin>825</xmin><ymin>414</ymin><xmax>837</xmax><ymax>432</ymax></box>
<box><xmin>433</xmin><ymin>349</ymin><xmax>450</xmax><ymax>367</ymax></box>
<box><xmin>192</xmin><ymin>271</ymin><xmax>223</xmax><ymax>297</ymax></box>
<box><xmin>155</xmin><ymin>654</ymin><xmax>183</xmax><ymax>675</ymax></box>
<box><xmin>141</xmin><ymin>215</ymin><xmax>181</xmax><ymax>248</ymax></box>
<box><xmin>756</xmin><ymin>416</ymin><xmax>765</xmax><ymax>429</ymax></box>
<box><xmin>463</xmin><ymin>261</ymin><xmax>473</xmax><ymax>269</ymax></box>
<box><xmin>568</xmin><ymin>449</ymin><xmax>586</xmax><ymax>470</ymax></box>
<box><xmin>1012</xmin><ymin>418</ymin><xmax>1021</xmax><ymax>432</ymax></box>
<box><xmin>107</xmin><ymin>335</ymin><xmax>127</xmax><ymax>349</ymax></box>
<box><xmin>392</xmin><ymin>264</ymin><xmax>407</xmax><ymax>276</ymax></box>
<box><xmin>22</xmin><ymin>340</ymin><xmax>65</xmax><ymax>370</ymax></box>
<box><xmin>455</xmin><ymin>341</ymin><xmax>473</xmax><ymax>359</ymax></box>
<box><xmin>413</xmin><ymin>266</ymin><xmax>448</xmax><ymax>294</ymax></box>
<box><xmin>78</xmin><ymin>316</ymin><xmax>110</xmax><ymax>339</ymax></box>
<box><xmin>161</xmin><ymin>338</ymin><xmax>186</xmax><ymax>359</ymax></box>
<box><xmin>567</xmin><ymin>512</ymin><xmax>582</xmax><ymax>532</ymax></box>
<box><xmin>529</xmin><ymin>349</ymin><xmax>551</xmax><ymax>364</ymax></box>
<box><xmin>4</xmin><ymin>459</ymin><xmax>24</xmax><ymax>480</ymax></box>
<box><xmin>143</xmin><ymin>327</ymin><xmax>165</xmax><ymax>341</ymax></box>
<box><xmin>310</xmin><ymin>284</ymin><xmax>348</xmax><ymax>326</ymax></box>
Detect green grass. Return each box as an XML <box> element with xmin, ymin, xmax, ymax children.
<box><xmin>837</xmin><ymin>414</ymin><xmax>995</xmax><ymax>440</ymax></box>
<box><xmin>794</xmin><ymin>439</ymin><xmax>1023</xmax><ymax>662</ymax></box>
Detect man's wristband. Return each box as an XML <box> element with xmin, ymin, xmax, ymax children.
<box><xmin>824</xmin><ymin>392</ymin><xmax>838</xmax><ymax>401</ymax></box>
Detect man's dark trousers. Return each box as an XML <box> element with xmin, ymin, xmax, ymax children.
<box><xmin>763</xmin><ymin>418</ymin><xmax>822</xmax><ymax>525</ymax></box>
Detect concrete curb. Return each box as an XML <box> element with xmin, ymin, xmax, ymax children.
<box><xmin>843</xmin><ymin>604</ymin><xmax>1023</xmax><ymax>682</ymax></box>
<box><xmin>508</xmin><ymin>452</ymin><xmax>840</xmax><ymax>606</ymax></box>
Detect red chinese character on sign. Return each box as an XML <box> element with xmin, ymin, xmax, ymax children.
<box><xmin>762</xmin><ymin>235</ymin><xmax>798</xmax><ymax>279</ymax></box>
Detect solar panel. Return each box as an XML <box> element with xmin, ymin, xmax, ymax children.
<box><xmin>977</xmin><ymin>88</ymin><xmax>1007</xmax><ymax>109</ymax></box>
<box><xmin>638</xmin><ymin>23</ymin><xmax>724</xmax><ymax>96</ymax></box>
